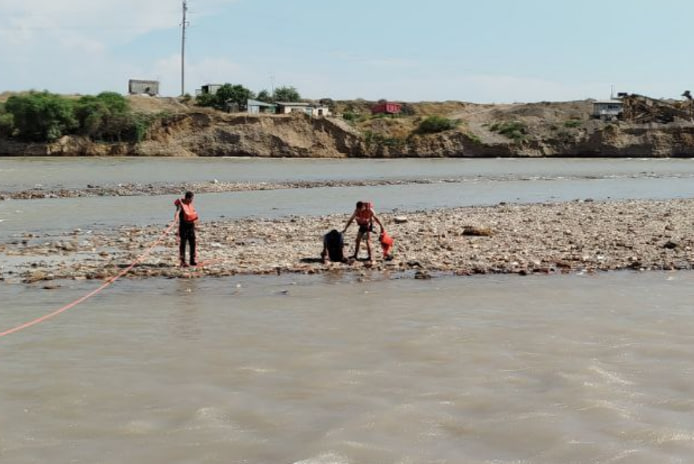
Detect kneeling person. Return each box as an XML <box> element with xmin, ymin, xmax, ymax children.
<box><xmin>321</xmin><ymin>229</ymin><xmax>346</xmax><ymax>263</ymax></box>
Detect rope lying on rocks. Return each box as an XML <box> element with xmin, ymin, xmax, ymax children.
<box><xmin>0</xmin><ymin>218</ymin><xmax>178</xmax><ymax>339</ymax></box>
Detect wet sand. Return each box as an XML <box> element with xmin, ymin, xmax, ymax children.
<box><xmin>2</xmin><ymin>198</ymin><xmax>694</xmax><ymax>284</ymax></box>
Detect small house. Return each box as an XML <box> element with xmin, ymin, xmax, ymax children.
<box><xmin>276</xmin><ymin>102</ymin><xmax>312</xmax><ymax>115</ymax></box>
<box><xmin>592</xmin><ymin>100</ymin><xmax>623</xmax><ymax>120</ymax></box>
<box><xmin>371</xmin><ymin>101</ymin><xmax>402</xmax><ymax>115</ymax></box>
<box><xmin>247</xmin><ymin>99</ymin><xmax>277</xmax><ymax>114</ymax></box>
<box><xmin>311</xmin><ymin>105</ymin><xmax>332</xmax><ymax>117</ymax></box>
<box><xmin>200</xmin><ymin>84</ymin><xmax>223</xmax><ymax>95</ymax></box>
<box><xmin>128</xmin><ymin>79</ymin><xmax>159</xmax><ymax>96</ymax></box>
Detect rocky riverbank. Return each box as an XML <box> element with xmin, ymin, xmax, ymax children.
<box><xmin>2</xmin><ymin>198</ymin><xmax>694</xmax><ymax>284</ymax></box>
<box><xmin>0</xmin><ymin>178</ymin><xmax>455</xmax><ymax>201</ymax></box>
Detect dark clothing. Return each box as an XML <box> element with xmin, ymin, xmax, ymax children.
<box><xmin>178</xmin><ymin>209</ymin><xmax>197</xmax><ymax>265</ymax></box>
<box><xmin>323</xmin><ymin>229</ymin><xmax>345</xmax><ymax>262</ymax></box>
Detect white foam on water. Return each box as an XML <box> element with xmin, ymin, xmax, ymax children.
<box><xmin>292</xmin><ymin>452</ymin><xmax>350</xmax><ymax>464</ymax></box>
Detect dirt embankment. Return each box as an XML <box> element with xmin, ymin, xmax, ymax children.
<box><xmin>2</xmin><ymin>96</ymin><xmax>694</xmax><ymax>157</ymax></box>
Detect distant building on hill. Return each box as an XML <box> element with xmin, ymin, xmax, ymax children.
<box><xmin>247</xmin><ymin>99</ymin><xmax>277</xmax><ymax>114</ymax></box>
<box><xmin>197</xmin><ymin>84</ymin><xmax>223</xmax><ymax>96</ymax></box>
<box><xmin>311</xmin><ymin>105</ymin><xmax>331</xmax><ymax>117</ymax></box>
<box><xmin>592</xmin><ymin>100</ymin><xmax>623</xmax><ymax>120</ymax></box>
<box><xmin>371</xmin><ymin>101</ymin><xmax>402</xmax><ymax>115</ymax></box>
<box><xmin>276</xmin><ymin>102</ymin><xmax>313</xmax><ymax>115</ymax></box>
<box><xmin>273</xmin><ymin>102</ymin><xmax>332</xmax><ymax>117</ymax></box>
<box><xmin>128</xmin><ymin>79</ymin><xmax>159</xmax><ymax>96</ymax></box>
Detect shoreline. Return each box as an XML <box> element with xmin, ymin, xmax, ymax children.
<box><xmin>0</xmin><ymin>178</ymin><xmax>462</xmax><ymax>201</ymax></box>
<box><xmin>2</xmin><ymin>198</ymin><xmax>694</xmax><ymax>284</ymax></box>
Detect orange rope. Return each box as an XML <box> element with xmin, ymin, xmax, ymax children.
<box><xmin>0</xmin><ymin>219</ymin><xmax>178</xmax><ymax>339</ymax></box>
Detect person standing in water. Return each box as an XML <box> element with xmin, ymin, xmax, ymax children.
<box><xmin>174</xmin><ymin>191</ymin><xmax>199</xmax><ymax>267</ymax></box>
<box><xmin>343</xmin><ymin>201</ymin><xmax>384</xmax><ymax>264</ymax></box>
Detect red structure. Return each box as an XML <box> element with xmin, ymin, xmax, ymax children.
<box><xmin>371</xmin><ymin>101</ymin><xmax>402</xmax><ymax>115</ymax></box>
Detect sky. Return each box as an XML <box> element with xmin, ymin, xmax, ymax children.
<box><xmin>1</xmin><ymin>0</ymin><xmax>693</xmax><ymax>103</ymax></box>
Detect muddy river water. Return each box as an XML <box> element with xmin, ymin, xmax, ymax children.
<box><xmin>2</xmin><ymin>157</ymin><xmax>694</xmax><ymax>463</ymax></box>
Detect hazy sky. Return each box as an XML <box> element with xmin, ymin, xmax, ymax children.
<box><xmin>1</xmin><ymin>0</ymin><xmax>693</xmax><ymax>103</ymax></box>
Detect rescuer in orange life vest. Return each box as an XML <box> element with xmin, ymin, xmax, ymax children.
<box><xmin>174</xmin><ymin>191</ymin><xmax>199</xmax><ymax>267</ymax></box>
<box><xmin>342</xmin><ymin>201</ymin><xmax>384</xmax><ymax>264</ymax></box>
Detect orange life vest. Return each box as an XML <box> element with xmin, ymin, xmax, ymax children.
<box><xmin>356</xmin><ymin>202</ymin><xmax>373</xmax><ymax>226</ymax></box>
<box><xmin>179</xmin><ymin>200</ymin><xmax>198</xmax><ymax>223</ymax></box>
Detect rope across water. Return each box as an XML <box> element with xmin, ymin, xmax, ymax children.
<box><xmin>0</xmin><ymin>218</ymin><xmax>178</xmax><ymax>339</ymax></box>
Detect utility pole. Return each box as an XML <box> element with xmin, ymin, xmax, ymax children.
<box><xmin>180</xmin><ymin>0</ymin><xmax>189</xmax><ymax>96</ymax></box>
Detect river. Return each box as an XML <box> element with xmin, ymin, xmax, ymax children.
<box><xmin>1</xmin><ymin>157</ymin><xmax>694</xmax><ymax>463</ymax></box>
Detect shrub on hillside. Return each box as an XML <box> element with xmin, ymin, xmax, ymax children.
<box><xmin>564</xmin><ymin>119</ymin><xmax>582</xmax><ymax>128</ymax></box>
<box><xmin>74</xmin><ymin>92</ymin><xmax>148</xmax><ymax>142</ymax></box>
<box><xmin>5</xmin><ymin>91</ymin><xmax>78</xmax><ymax>141</ymax></box>
<box><xmin>342</xmin><ymin>112</ymin><xmax>358</xmax><ymax>122</ymax></box>
<box><xmin>0</xmin><ymin>104</ymin><xmax>14</xmax><ymax>137</ymax></box>
<box><xmin>416</xmin><ymin>115</ymin><xmax>459</xmax><ymax>134</ymax></box>
<box><xmin>490</xmin><ymin>120</ymin><xmax>527</xmax><ymax>142</ymax></box>
<box><xmin>3</xmin><ymin>91</ymin><xmax>152</xmax><ymax>143</ymax></box>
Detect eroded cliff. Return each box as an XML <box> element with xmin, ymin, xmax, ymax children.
<box><xmin>2</xmin><ymin>97</ymin><xmax>694</xmax><ymax>157</ymax></box>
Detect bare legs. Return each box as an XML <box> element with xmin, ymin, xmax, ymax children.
<box><xmin>352</xmin><ymin>231</ymin><xmax>373</xmax><ymax>263</ymax></box>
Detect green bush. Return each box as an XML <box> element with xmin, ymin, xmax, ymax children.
<box><xmin>0</xmin><ymin>103</ymin><xmax>14</xmax><ymax>137</ymax></box>
<box><xmin>363</xmin><ymin>131</ymin><xmax>405</xmax><ymax>149</ymax></box>
<box><xmin>490</xmin><ymin>120</ymin><xmax>527</xmax><ymax>142</ymax></box>
<box><xmin>564</xmin><ymin>119</ymin><xmax>582</xmax><ymax>128</ymax></box>
<box><xmin>466</xmin><ymin>132</ymin><xmax>482</xmax><ymax>144</ymax></box>
<box><xmin>5</xmin><ymin>91</ymin><xmax>78</xmax><ymax>141</ymax></box>
<box><xmin>196</xmin><ymin>83</ymin><xmax>255</xmax><ymax>111</ymax></box>
<box><xmin>3</xmin><ymin>90</ymin><xmax>150</xmax><ymax>143</ymax></box>
<box><xmin>74</xmin><ymin>92</ymin><xmax>141</xmax><ymax>142</ymax></box>
<box><xmin>0</xmin><ymin>113</ymin><xmax>14</xmax><ymax>137</ymax></box>
<box><xmin>417</xmin><ymin>115</ymin><xmax>459</xmax><ymax>134</ymax></box>
<box><xmin>195</xmin><ymin>93</ymin><xmax>217</xmax><ymax>108</ymax></box>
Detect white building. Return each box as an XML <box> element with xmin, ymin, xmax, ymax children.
<box><xmin>275</xmin><ymin>102</ymin><xmax>332</xmax><ymax>117</ymax></box>
<box><xmin>128</xmin><ymin>79</ymin><xmax>159</xmax><ymax>96</ymax></box>
<box><xmin>593</xmin><ymin>100</ymin><xmax>623</xmax><ymax>120</ymax></box>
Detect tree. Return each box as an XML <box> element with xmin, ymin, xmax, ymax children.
<box><xmin>273</xmin><ymin>86</ymin><xmax>301</xmax><ymax>102</ymax></box>
<box><xmin>256</xmin><ymin>89</ymin><xmax>272</xmax><ymax>103</ymax></box>
<box><xmin>5</xmin><ymin>91</ymin><xmax>78</xmax><ymax>141</ymax></box>
<box><xmin>195</xmin><ymin>83</ymin><xmax>255</xmax><ymax>111</ymax></box>
<box><xmin>319</xmin><ymin>98</ymin><xmax>335</xmax><ymax>110</ymax></box>
<box><xmin>74</xmin><ymin>92</ymin><xmax>139</xmax><ymax>142</ymax></box>
<box><xmin>0</xmin><ymin>103</ymin><xmax>14</xmax><ymax>137</ymax></box>
<box><xmin>215</xmin><ymin>84</ymin><xmax>255</xmax><ymax>111</ymax></box>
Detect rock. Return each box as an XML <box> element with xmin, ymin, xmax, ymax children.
<box><xmin>393</xmin><ymin>216</ymin><xmax>408</xmax><ymax>224</ymax></box>
<box><xmin>24</xmin><ymin>270</ymin><xmax>47</xmax><ymax>283</ymax></box>
<box><xmin>663</xmin><ymin>240</ymin><xmax>679</xmax><ymax>249</ymax></box>
<box><xmin>414</xmin><ymin>270</ymin><xmax>431</xmax><ymax>279</ymax></box>
<box><xmin>462</xmin><ymin>226</ymin><xmax>493</xmax><ymax>236</ymax></box>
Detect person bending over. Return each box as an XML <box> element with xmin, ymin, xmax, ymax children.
<box><xmin>342</xmin><ymin>201</ymin><xmax>384</xmax><ymax>264</ymax></box>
